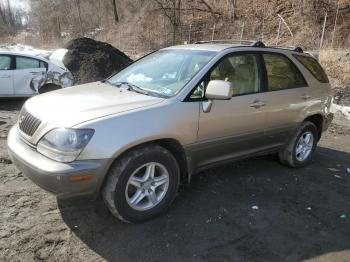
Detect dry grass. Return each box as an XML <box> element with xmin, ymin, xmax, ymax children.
<box><xmin>320</xmin><ymin>49</ymin><xmax>350</xmax><ymax>88</ymax></box>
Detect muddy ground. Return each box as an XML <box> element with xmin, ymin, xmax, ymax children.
<box><xmin>0</xmin><ymin>99</ymin><xmax>350</xmax><ymax>262</ymax></box>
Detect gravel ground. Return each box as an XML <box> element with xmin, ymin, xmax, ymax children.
<box><xmin>0</xmin><ymin>99</ymin><xmax>350</xmax><ymax>262</ymax></box>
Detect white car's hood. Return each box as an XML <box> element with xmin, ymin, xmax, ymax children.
<box><xmin>24</xmin><ymin>82</ymin><xmax>164</xmax><ymax>128</ymax></box>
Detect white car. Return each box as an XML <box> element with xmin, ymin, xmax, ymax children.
<box><xmin>0</xmin><ymin>48</ymin><xmax>74</xmax><ymax>97</ymax></box>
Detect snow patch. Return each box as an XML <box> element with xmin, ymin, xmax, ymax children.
<box><xmin>331</xmin><ymin>103</ymin><xmax>350</xmax><ymax>121</ymax></box>
<box><xmin>0</xmin><ymin>44</ymin><xmax>52</xmax><ymax>58</ymax></box>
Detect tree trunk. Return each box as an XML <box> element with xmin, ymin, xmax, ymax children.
<box><xmin>0</xmin><ymin>6</ymin><xmax>8</xmax><ymax>26</ymax></box>
<box><xmin>231</xmin><ymin>0</ymin><xmax>236</xmax><ymax>20</ymax></box>
<box><xmin>5</xmin><ymin>0</ymin><xmax>15</xmax><ymax>34</ymax></box>
<box><xmin>172</xmin><ymin>0</ymin><xmax>176</xmax><ymax>44</ymax></box>
<box><xmin>74</xmin><ymin>0</ymin><xmax>84</xmax><ymax>35</ymax></box>
<box><xmin>112</xmin><ymin>0</ymin><xmax>119</xmax><ymax>23</ymax></box>
<box><xmin>98</xmin><ymin>0</ymin><xmax>102</xmax><ymax>26</ymax></box>
<box><xmin>57</xmin><ymin>16</ymin><xmax>61</xmax><ymax>38</ymax></box>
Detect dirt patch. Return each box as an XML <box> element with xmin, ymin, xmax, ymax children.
<box><xmin>63</xmin><ymin>38</ymin><xmax>133</xmax><ymax>84</ymax></box>
<box><xmin>328</xmin><ymin>123</ymin><xmax>350</xmax><ymax>135</ymax></box>
<box><xmin>333</xmin><ymin>86</ymin><xmax>350</xmax><ymax>106</ymax></box>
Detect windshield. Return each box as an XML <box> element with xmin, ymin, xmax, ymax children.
<box><xmin>108</xmin><ymin>49</ymin><xmax>216</xmax><ymax>97</ymax></box>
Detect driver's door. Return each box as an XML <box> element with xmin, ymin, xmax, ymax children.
<box><xmin>188</xmin><ymin>53</ymin><xmax>268</xmax><ymax>169</ymax></box>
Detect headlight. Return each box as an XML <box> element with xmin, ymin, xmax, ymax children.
<box><xmin>37</xmin><ymin>128</ymin><xmax>94</xmax><ymax>163</ymax></box>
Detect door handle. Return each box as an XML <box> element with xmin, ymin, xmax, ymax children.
<box><xmin>250</xmin><ymin>100</ymin><xmax>266</xmax><ymax>109</ymax></box>
<box><xmin>301</xmin><ymin>94</ymin><xmax>312</xmax><ymax>100</ymax></box>
<box><xmin>0</xmin><ymin>75</ymin><xmax>11</xmax><ymax>78</ymax></box>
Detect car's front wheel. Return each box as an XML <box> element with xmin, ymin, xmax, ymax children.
<box><xmin>102</xmin><ymin>144</ymin><xmax>180</xmax><ymax>223</ymax></box>
<box><xmin>279</xmin><ymin>121</ymin><xmax>318</xmax><ymax>168</ymax></box>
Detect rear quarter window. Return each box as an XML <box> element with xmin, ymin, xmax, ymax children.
<box><xmin>293</xmin><ymin>54</ymin><xmax>329</xmax><ymax>83</ymax></box>
<box><xmin>263</xmin><ymin>53</ymin><xmax>307</xmax><ymax>91</ymax></box>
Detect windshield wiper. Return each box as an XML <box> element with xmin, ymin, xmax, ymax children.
<box><xmin>109</xmin><ymin>81</ymin><xmax>150</xmax><ymax>95</ymax></box>
<box><xmin>107</xmin><ymin>81</ymin><xmax>169</xmax><ymax>98</ymax></box>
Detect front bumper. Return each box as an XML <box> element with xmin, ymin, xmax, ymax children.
<box><xmin>7</xmin><ymin>125</ymin><xmax>110</xmax><ymax>199</ymax></box>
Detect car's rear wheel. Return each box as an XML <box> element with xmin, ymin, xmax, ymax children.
<box><xmin>278</xmin><ymin>121</ymin><xmax>318</xmax><ymax>168</ymax></box>
<box><xmin>102</xmin><ymin>144</ymin><xmax>180</xmax><ymax>223</ymax></box>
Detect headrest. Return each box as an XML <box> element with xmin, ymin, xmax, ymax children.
<box><xmin>219</xmin><ymin>59</ymin><xmax>234</xmax><ymax>76</ymax></box>
<box><xmin>234</xmin><ymin>64</ymin><xmax>252</xmax><ymax>80</ymax></box>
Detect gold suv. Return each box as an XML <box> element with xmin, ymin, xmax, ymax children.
<box><xmin>8</xmin><ymin>41</ymin><xmax>334</xmax><ymax>222</ymax></box>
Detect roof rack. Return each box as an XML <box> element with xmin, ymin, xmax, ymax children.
<box><xmin>194</xmin><ymin>39</ymin><xmax>265</xmax><ymax>47</ymax></box>
<box><xmin>273</xmin><ymin>46</ymin><xmax>304</xmax><ymax>53</ymax></box>
<box><xmin>194</xmin><ymin>39</ymin><xmax>303</xmax><ymax>53</ymax></box>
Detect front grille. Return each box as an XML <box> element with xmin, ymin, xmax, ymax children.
<box><xmin>18</xmin><ymin>108</ymin><xmax>41</xmax><ymax>137</ymax></box>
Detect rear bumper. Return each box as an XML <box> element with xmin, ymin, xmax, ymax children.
<box><xmin>7</xmin><ymin>125</ymin><xmax>109</xmax><ymax>199</ymax></box>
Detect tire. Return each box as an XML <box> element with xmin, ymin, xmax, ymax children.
<box><xmin>102</xmin><ymin>144</ymin><xmax>180</xmax><ymax>223</ymax></box>
<box><xmin>278</xmin><ymin>121</ymin><xmax>318</xmax><ymax>168</ymax></box>
<box><xmin>39</xmin><ymin>84</ymin><xmax>61</xmax><ymax>94</ymax></box>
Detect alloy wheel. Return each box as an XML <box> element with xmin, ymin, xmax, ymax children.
<box><xmin>125</xmin><ymin>162</ymin><xmax>170</xmax><ymax>211</ymax></box>
<box><xmin>295</xmin><ymin>131</ymin><xmax>314</xmax><ymax>161</ymax></box>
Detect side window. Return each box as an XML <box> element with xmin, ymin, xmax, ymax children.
<box><xmin>16</xmin><ymin>57</ymin><xmax>42</xmax><ymax>70</ymax></box>
<box><xmin>189</xmin><ymin>53</ymin><xmax>260</xmax><ymax>99</ymax></box>
<box><xmin>190</xmin><ymin>80</ymin><xmax>206</xmax><ymax>99</ymax></box>
<box><xmin>210</xmin><ymin>54</ymin><xmax>260</xmax><ymax>96</ymax></box>
<box><xmin>263</xmin><ymin>53</ymin><xmax>307</xmax><ymax>91</ymax></box>
<box><xmin>293</xmin><ymin>54</ymin><xmax>329</xmax><ymax>83</ymax></box>
<box><xmin>0</xmin><ymin>55</ymin><xmax>12</xmax><ymax>70</ymax></box>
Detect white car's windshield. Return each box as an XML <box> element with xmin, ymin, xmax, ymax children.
<box><xmin>108</xmin><ymin>49</ymin><xmax>216</xmax><ymax>97</ymax></box>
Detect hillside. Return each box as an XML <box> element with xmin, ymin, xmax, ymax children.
<box><xmin>88</xmin><ymin>0</ymin><xmax>350</xmax><ymax>54</ymax></box>
<box><xmin>1</xmin><ymin>0</ymin><xmax>349</xmax><ymax>54</ymax></box>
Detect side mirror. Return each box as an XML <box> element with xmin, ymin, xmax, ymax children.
<box><xmin>205</xmin><ymin>80</ymin><xmax>233</xmax><ymax>100</ymax></box>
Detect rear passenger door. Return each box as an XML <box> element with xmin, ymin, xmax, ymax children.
<box><xmin>260</xmin><ymin>52</ymin><xmax>309</xmax><ymax>147</ymax></box>
<box><xmin>13</xmin><ymin>56</ymin><xmax>47</xmax><ymax>96</ymax></box>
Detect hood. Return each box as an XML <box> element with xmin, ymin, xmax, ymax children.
<box><xmin>49</xmin><ymin>48</ymin><xmax>69</xmax><ymax>70</ymax></box>
<box><xmin>25</xmin><ymin>82</ymin><xmax>164</xmax><ymax>128</ymax></box>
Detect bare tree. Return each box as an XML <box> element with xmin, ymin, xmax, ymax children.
<box><xmin>5</xmin><ymin>0</ymin><xmax>15</xmax><ymax>29</ymax></box>
<box><xmin>154</xmin><ymin>0</ymin><xmax>182</xmax><ymax>45</ymax></box>
<box><xmin>199</xmin><ymin>0</ymin><xmax>218</xmax><ymax>21</ymax></box>
<box><xmin>154</xmin><ymin>0</ymin><xmax>223</xmax><ymax>44</ymax></box>
<box><xmin>0</xmin><ymin>0</ymin><xmax>27</xmax><ymax>35</ymax></box>
<box><xmin>331</xmin><ymin>0</ymin><xmax>340</xmax><ymax>48</ymax></box>
<box><xmin>231</xmin><ymin>0</ymin><xmax>236</xmax><ymax>20</ymax></box>
<box><xmin>74</xmin><ymin>0</ymin><xmax>84</xmax><ymax>35</ymax></box>
<box><xmin>0</xmin><ymin>5</ymin><xmax>8</xmax><ymax>26</ymax></box>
